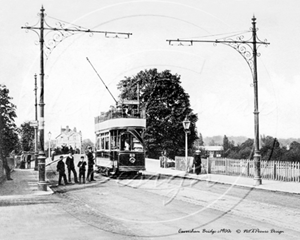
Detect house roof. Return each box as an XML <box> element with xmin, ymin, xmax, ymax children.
<box><xmin>55</xmin><ymin>126</ymin><xmax>81</xmax><ymax>139</ymax></box>
<box><xmin>202</xmin><ymin>146</ymin><xmax>224</xmax><ymax>151</ymax></box>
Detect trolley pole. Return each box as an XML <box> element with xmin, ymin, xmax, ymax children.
<box><xmin>22</xmin><ymin>6</ymin><xmax>132</xmax><ymax>191</ymax></box>
<box><xmin>167</xmin><ymin>16</ymin><xmax>269</xmax><ymax>185</ymax></box>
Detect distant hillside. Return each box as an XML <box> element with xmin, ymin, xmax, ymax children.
<box><xmin>203</xmin><ymin>135</ymin><xmax>300</xmax><ymax>146</ymax></box>
<box><xmin>203</xmin><ymin>136</ymin><xmax>248</xmax><ymax>146</ymax></box>
<box><xmin>277</xmin><ymin>138</ymin><xmax>300</xmax><ymax>147</ymax></box>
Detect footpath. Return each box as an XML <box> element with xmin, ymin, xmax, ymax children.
<box><xmin>144</xmin><ymin>159</ymin><xmax>300</xmax><ymax>195</ymax></box>
<box><xmin>0</xmin><ymin>168</ymin><xmax>53</xmax><ymax>198</ymax></box>
<box><xmin>0</xmin><ymin>158</ymin><xmax>299</xmax><ymax>198</ymax></box>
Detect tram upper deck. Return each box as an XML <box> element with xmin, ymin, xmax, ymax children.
<box><xmin>95</xmin><ymin>111</ymin><xmax>146</xmax><ymax>133</ymax></box>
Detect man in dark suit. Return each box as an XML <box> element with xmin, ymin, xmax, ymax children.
<box><xmin>194</xmin><ymin>150</ymin><xmax>202</xmax><ymax>175</ymax></box>
<box><xmin>57</xmin><ymin>156</ymin><xmax>68</xmax><ymax>185</ymax></box>
<box><xmin>77</xmin><ymin>156</ymin><xmax>87</xmax><ymax>184</ymax></box>
<box><xmin>86</xmin><ymin>146</ymin><xmax>95</xmax><ymax>182</ymax></box>
<box><xmin>66</xmin><ymin>151</ymin><xmax>78</xmax><ymax>183</ymax></box>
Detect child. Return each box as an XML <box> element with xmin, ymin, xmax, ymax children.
<box><xmin>77</xmin><ymin>156</ymin><xmax>87</xmax><ymax>184</ymax></box>
<box><xmin>57</xmin><ymin>156</ymin><xmax>68</xmax><ymax>185</ymax></box>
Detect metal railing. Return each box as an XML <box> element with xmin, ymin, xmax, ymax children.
<box><xmin>204</xmin><ymin>158</ymin><xmax>300</xmax><ymax>182</ymax></box>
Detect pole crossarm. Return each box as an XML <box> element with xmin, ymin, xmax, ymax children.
<box><xmin>22</xmin><ymin>26</ymin><xmax>132</xmax><ymax>36</ymax></box>
<box><xmin>167</xmin><ymin>35</ymin><xmax>269</xmax><ymax>78</ymax></box>
<box><xmin>167</xmin><ymin>16</ymin><xmax>269</xmax><ymax>78</ymax></box>
<box><xmin>21</xmin><ymin>9</ymin><xmax>132</xmax><ymax>59</ymax></box>
<box><xmin>166</xmin><ymin>38</ymin><xmax>270</xmax><ymax>45</ymax></box>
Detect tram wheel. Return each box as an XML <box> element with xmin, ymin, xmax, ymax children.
<box><xmin>111</xmin><ymin>169</ymin><xmax>119</xmax><ymax>178</ymax></box>
<box><xmin>104</xmin><ymin>168</ymin><xmax>110</xmax><ymax>177</ymax></box>
<box><xmin>97</xmin><ymin>167</ymin><xmax>106</xmax><ymax>175</ymax></box>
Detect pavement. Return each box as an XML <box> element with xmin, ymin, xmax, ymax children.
<box><xmin>144</xmin><ymin>159</ymin><xmax>300</xmax><ymax>195</ymax></box>
<box><xmin>0</xmin><ymin>168</ymin><xmax>53</xmax><ymax>198</ymax></box>
<box><xmin>0</xmin><ymin>157</ymin><xmax>299</xmax><ymax>198</ymax></box>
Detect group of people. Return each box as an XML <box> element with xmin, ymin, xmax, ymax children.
<box><xmin>20</xmin><ymin>152</ymin><xmax>32</xmax><ymax>169</ymax></box>
<box><xmin>56</xmin><ymin>146</ymin><xmax>95</xmax><ymax>186</ymax></box>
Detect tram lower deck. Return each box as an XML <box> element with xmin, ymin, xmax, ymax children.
<box><xmin>94</xmin><ymin>116</ymin><xmax>146</xmax><ymax>176</ymax></box>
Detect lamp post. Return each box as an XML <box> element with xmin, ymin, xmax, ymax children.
<box><xmin>22</xmin><ymin>7</ymin><xmax>132</xmax><ymax>191</ymax></box>
<box><xmin>48</xmin><ymin>131</ymin><xmax>51</xmax><ymax>160</ymax></box>
<box><xmin>182</xmin><ymin>116</ymin><xmax>191</xmax><ymax>172</ymax></box>
<box><xmin>34</xmin><ymin>74</ymin><xmax>39</xmax><ymax>171</ymax></box>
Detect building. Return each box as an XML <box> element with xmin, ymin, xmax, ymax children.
<box><xmin>201</xmin><ymin>146</ymin><xmax>224</xmax><ymax>158</ymax></box>
<box><xmin>55</xmin><ymin>126</ymin><xmax>82</xmax><ymax>153</ymax></box>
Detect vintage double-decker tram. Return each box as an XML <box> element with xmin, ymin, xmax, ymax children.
<box><xmin>94</xmin><ymin>105</ymin><xmax>146</xmax><ymax>176</ymax></box>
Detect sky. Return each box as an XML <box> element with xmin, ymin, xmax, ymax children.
<box><xmin>1</xmin><ymin>0</ymin><xmax>300</xmax><ymax>142</ymax></box>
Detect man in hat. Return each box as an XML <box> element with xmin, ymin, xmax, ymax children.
<box><xmin>57</xmin><ymin>156</ymin><xmax>68</xmax><ymax>185</ymax></box>
<box><xmin>77</xmin><ymin>156</ymin><xmax>87</xmax><ymax>184</ymax></box>
<box><xmin>86</xmin><ymin>146</ymin><xmax>95</xmax><ymax>182</ymax></box>
<box><xmin>194</xmin><ymin>150</ymin><xmax>202</xmax><ymax>175</ymax></box>
<box><xmin>66</xmin><ymin>151</ymin><xmax>78</xmax><ymax>183</ymax></box>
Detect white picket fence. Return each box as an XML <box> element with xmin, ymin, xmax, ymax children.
<box><xmin>204</xmin><ymin>158</ymin><xmax>300</xmax><ymax>182</ymax></box>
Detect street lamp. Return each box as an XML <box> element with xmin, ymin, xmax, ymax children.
<box><xmin>182</xmin><ymin>116</ymin><xmax>191</xmax><ymax>172</ymax></box>
<box><xmin>48</xmin><ymin>131</ymin><xmax>51</xmax><ymax>160</ymax></box>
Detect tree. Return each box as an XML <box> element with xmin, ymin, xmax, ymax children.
<box><xmin>117</xmin><ymin>69</ymin><xmax>198</xmax><ymax>159</ymax></box>
<box><xmin>238</xmin><ymin>138</ymin><xmax>254</xmax><ymax>159</ymax></box>
<box><xmin>260</xmin><ymin>135</ymin><xmax>282</xmax><ymax>160</ymax></box>
<box><xmin>0</xmin><ymin>85</ymin><xmax>19</xmax><ymax>179</ymax></box>
<box><xmin>208</xmin><ymin>139</ymin><xmax>216</xmax><ymax>146</ymax></box>
<box><xmin>19</xmin><ymin>122</ymin><xmax>35</xmax><ymax>152</ymax></box>
<box><xmin>223</xmin><ymin>135</ymin><xmax>230</xmax><ymax>157</ymax></box>
<box><xmin>223</xmin><ymin>135</ymin><xmax>236</xmax><ymax>158</ymax></box>
<box><xmin>193</xmin><ymin>133</ymin><xmax>204</xmax><ymax>150</ymax></box>
<box><xmin>82</xmin><ymin>139</ymin><xmax>94</xmax><ymax>153</ymax></box>
<box><xmin>281</xmin><ymin>141</ymin><xmax>300</xmax><ymax>162</ymax></box>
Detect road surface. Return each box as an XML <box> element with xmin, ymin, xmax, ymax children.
<box><xmin>1</xmin><ymin>159</ymin><xmax>299</xmax><ymax>239</ymax></box>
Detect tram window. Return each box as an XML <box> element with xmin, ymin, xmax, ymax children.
<box><xmin>133</xmin><ymin>142</ymin><xmax>143</xmax><ymax>151</ymax></box>
<box><xmin>111</xmin><ymin>137</ymin><xmax>115</xmax><ymax>149</ymax></box>
<box><xmin>125</xmin><ymin>139</ymin><xmax>130</xmax><ymax>150</ymax></box>
<box><xmin>116</xmin><ymin>135</ymin><xmax>120</xmax><ymax>149</ymax></box>
<box><xmin>96</xmin><ymin>137</ymin><xmax>101</xmax><ymax>150</ymax></box>
<box><xmin>121</xmin><ymin>134</ymin><xmax>132</xmax><ymax>151</ymax></box>
<box><xmin>111</xmin><ymin>136</ymin><xmax>119</xmax><ymax>150</ymax></box>
<box><xmin>99</xmin><ymin>132</ymin><xmax>109</xmax><ymax>150</ymax></box>
<box><xmin>105</xmin><ymin>135</ymin><xmax>109</xmax><ymax>150</ymax></box>
<box><xmin>101</xmin><ymin>137</ymin><xmax>105</xmax><ymax>149</ymax></box>
<box><xmin>121</xmin><ymin>139</ymin><xmax>130</xmax><ymax>151</ymax></box>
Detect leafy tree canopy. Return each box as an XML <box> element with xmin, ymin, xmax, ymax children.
<box><xmin>193</xmin><ymin>133</ymin><xmax>204</xmax><ymax>150</ymax></box>
<box><xmin>82</xmin><ymin>139</ymin><xmax>95</xmax><ymax>152</ymax></box>
<box><xmin>117</xmin><ymin>69</ymin><xmax>198</xmax><ymax>159</ymax></box>
<box><xmin>223</xmin><ymin>135</ymin><xmax>236</xmax><ymax>157</ymax></box>
<box><xmin>0</xmin><ymin>85</ymin><xmax>19</xmax><ymax>159</ymax></box>
<box><xmin>222</xmin><ymin>134</ymin><xmax>300</xmax><ymax>162</ymax></box>
<box><xmin>19</xmin><ymin>122</ymin><xmax>35</xmax><ymax>152</ymax></box>
<box><xmin>281</xmin><ymin>141</ymin><xmax>300</xmax><ymax>161</ymax></box>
